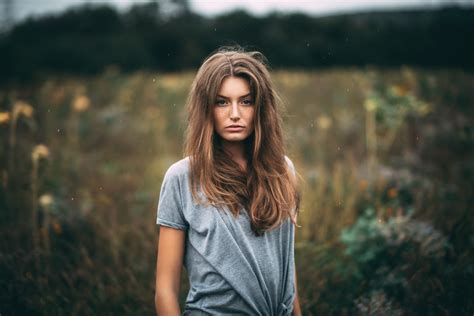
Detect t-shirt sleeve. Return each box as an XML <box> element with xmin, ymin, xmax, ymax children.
<box><xmin>156</xmin><ymin>166</ymin><xmax>189</xmax><ymax>231</ymax></box>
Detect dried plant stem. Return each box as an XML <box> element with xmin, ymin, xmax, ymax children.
<box><xmin>31</xmin><ymin>158</ymin><xmax>40</xmax><ymax>273</ymax></box>
<box><xmin>384</xmin><ymin>116</ymin><xmax>406</xmax><ymax>157</ymax></box>
<box><xmin>7</xmin><ymin>112</ymin><xmax>17</xmax><ymax>188</ymax></box>
<box><xmin>42</xmin><ymin>206</ymin><xmax>51</xmax><ymax>275</ymax></box>
<box><xmin>365</xmin><ymin>107</ymin><xmax>378</xmax><ymax>183</ymax></box>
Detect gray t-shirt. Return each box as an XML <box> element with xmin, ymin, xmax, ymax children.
<box><xmin>156</xmin><ymin>156</ymin><xmax>297</xmax><ymax>315</ymax></box>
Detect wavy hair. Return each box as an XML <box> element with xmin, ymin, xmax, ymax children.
<box><xmin>183</xmin><ymin>45</ymin><xmax>300</xmax><ymax>237</ymax></box>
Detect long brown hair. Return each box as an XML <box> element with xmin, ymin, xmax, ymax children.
<box><xmin>184</xmin><ymin>45</ymin><xmax>300</xmax><ymax>236</ymax></box>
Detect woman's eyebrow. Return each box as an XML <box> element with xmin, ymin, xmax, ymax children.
<box><xmin>216</xmin><ymin>93</ymin><xmax>252</xmax><ymax>99</ymax></box>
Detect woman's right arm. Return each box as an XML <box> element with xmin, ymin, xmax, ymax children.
<box><xmin>155</xmin><ymin>226</ymin><xmax>186</xmax><ymax>316</ymax></box>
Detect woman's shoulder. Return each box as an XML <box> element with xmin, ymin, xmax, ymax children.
<box><xmin>164</xmin><ymin>155</ymin><xmax>294</xmax><ymax>178</ymax></box>
<box><xmin>163</xmin><ymin>156</ymin><xmax>191</xmax><ymax>180</ymax></box>
<box><xmin>284</xmin><ymin>155</ymin><xmax>294</xmax><ymax>168</ymax></box>
<box><xmin>284</xmin><ymin>155</ymin><xmax>296</xmax><ymax>175</ymax></box>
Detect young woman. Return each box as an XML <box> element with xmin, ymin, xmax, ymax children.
<box><xmin>154</xmin><ymin>46</ymin><xmax>302</xmax><ymax>316</ymax></box>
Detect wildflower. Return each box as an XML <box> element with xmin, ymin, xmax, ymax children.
<box><xmin>363</xmin><ymin>98</ymin><xmax>377</xmax><ymax>112</ymax></box>
<box><xmin>0</xmin><ymin>112</ymin><xmax>10</xmax><ymax>124</ymax></box>
<box><xmin>72</xmin><ymin>95</ymin><xmax>91</xmax><ymax>112</ymax></box>
<box><xmin>32</xmin><ymin>144</ymin><xmax>50</xmax><ymax>161</ymax></box>
<box><xmin>13</xmin><ymin>101</ymin><xmax>34</xmax><ymax>119</ymax></box>
<box><xmin>39</xmin><ymin>194</ymin><xmax>54</xmax><ymax>208</ymax></box>
<box><xmin>387</xmin><ymin>187</ymin><xmax>398</xmax><ymax>199</ymax></box>
<box><xmin>316</xmin><ymin>115</ymin><xmax>332</xmax><ymax>130</ymax></box>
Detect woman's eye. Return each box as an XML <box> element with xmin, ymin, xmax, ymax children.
<box><xmin>242</xmin><ymin>99</ymin><xmax>253</xmax><ymax>105</ymax></box>
<box><xmin>216</xmin><ymin>100</ymin><xmax>227</xmax><ymax>106</ymax></box>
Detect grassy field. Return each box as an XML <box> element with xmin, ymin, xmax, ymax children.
<box><xmin>0</xmin><ymin>67</ymin><xmax>472</xmax><ymax>315</ymax></box>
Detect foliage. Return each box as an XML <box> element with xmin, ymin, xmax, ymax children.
<box><xmin>1</xmin><ymin>4</ymin><xmax>474</xmax><ymax>84</ymax></box>
<box><xmin>339</xmin><ymin>206</ymin><xmax>472</xmax><ymax>315</ymax></box>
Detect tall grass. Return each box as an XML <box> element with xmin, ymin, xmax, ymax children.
<box><xmin>0</xmin><ymin>67</ymin><xmax>472</xmax><ymax>314</ymax></box>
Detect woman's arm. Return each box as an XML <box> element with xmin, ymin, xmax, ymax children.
<box><xmin>155</xmin><ymin>226</ymin><xmax>186</xmax><ymax>316</ymax></box>
<box><xmin>292</xmin><ymin>269</ymin><xmax>302</xmax><ymax>316</ymax></box>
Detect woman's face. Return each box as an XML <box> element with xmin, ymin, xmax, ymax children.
<box><xmin>213</xmin><ymin>76</ymin><xmax>255</xmax><ymax>144</ymax></box>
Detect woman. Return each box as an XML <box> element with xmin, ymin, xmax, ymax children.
<box><xmin>154</xmin><ymin>45</ymin><xmax>302</xmax><ymax>315</ymax></box>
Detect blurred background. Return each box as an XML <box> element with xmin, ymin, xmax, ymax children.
<box><xmin>0</xmin><ymin>0</ymin><xmax>473</xmax><ymax>315</ymax></box>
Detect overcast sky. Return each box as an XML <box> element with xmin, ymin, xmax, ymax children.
<box><xmin>4</xmin><ymin>0</ymin><xmax>474</xmax><ymax>23</ymax></box>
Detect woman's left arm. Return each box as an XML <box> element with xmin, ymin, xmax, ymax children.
<box><xmin>292</xmin><ymin>269</ymin><xmax>302</xmax><ymax>316</ymax></box>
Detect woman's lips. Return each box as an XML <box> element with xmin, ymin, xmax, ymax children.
<box><xmin>226</xmin><ymin>126</ymin><xmax>244</xmax><ymax>132</ymax></box>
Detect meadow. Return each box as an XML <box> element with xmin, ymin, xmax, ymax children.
<box><xmin>0</xmin><ymin>66</ymin><xmax>472</xmax><ymax>315</ymax></box>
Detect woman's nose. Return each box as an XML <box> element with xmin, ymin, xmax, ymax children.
<box><xmin>230</xmin><ymin>102</ymin><xmax>240</xmax><ymax>120</ymax></box>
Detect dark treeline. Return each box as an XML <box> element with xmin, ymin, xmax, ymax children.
<box><xmin>1</xmin><ymin>2</ymin><xmax>473</xmax><ymax>84</ymax></box>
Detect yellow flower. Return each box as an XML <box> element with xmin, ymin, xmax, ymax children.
<box><xmin>363</xmin><ymin>99</ymin><xmax>377</xmax><ymax>112</ymax></box>
<box><xmin>0</xmin><ymin>112</ymin><xmax>10</xmax><ymax>124</ymax></box>
<box><xmin>316</xmin><ymin>115</ymin><xmax>332</xmax><ymax>130</ymax></box>
<box><xmin>72</xmin><ymin>95</ymin><xmax>91</xmax><ymax>112</ymax></box>
<box><xmin>32</xmin><ymin>144</ymin><xmax>50</xmax><ymax>161</ymax></box>
<box><xmin>39</xmin><ymin>194</ymin><xmax>54</xmax><ymax>208</ymax></box>
<box><xmin>13</xmin><ymin>101</ymin><xmax>34</xmax><ymax>119</ymax></box>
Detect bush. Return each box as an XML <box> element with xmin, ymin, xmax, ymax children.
<box><xmin>340</xmin><ymin>207</ymin><xmax>466</xmax><ymax>315</ymax></box>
